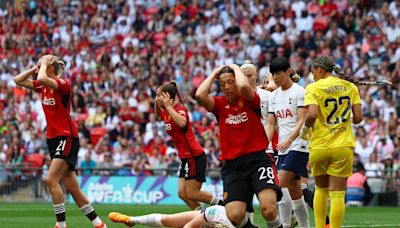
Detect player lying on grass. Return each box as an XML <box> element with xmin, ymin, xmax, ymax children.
<box><xmin>109</xmin><ymin>205</ymin><xmax>254</xmax><ymax>228</ymax></box>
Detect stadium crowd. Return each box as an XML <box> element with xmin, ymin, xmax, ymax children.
<box><xmin>0</xmin><ymin>0</ymin><xmax>399</xmax><ymax>192</ymax></box>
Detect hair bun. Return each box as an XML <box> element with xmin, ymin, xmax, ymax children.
<box><xmin>244</xmin><ymin>60</ymin><xmax>252</xmax><ymax>64</ymax></box>
<box><xmin>290</xmin><ymin>73</ymin><xmax>301</xmax><ymax>82</ymax></box>
<box><xmin>169</xmin><ymin>81</ymin><xmax>177</xmax><ymax>87</ymax></box>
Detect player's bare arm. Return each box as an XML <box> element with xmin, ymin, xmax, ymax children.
<box><xmin>154</xmin><ymin>96</ymin><xmax>162</xmax><ymax>120</ymax></box>
<box><xmin>160</xmin><ymin>92</ymin><xmax>187</xmax><ymax>128</ymax></box>
<box><xmin>13</xmin><ymin>66</ymin><xmax>38</xmax><ymax>90</ymax></box>
<box><xmin>266</xmin><ymin>113</ymin><xmax>277</xmax><ymax>147</ymax></box>
<box><xmin>277</xmin><ymin>107</ymin><xmax>307</xmax><ymax>151</ymax></box>
<box><xmin>352</xmin><ymin>104</ymin><xmax>363</xmax><ymax>124</ymax></box>
<box><xmin>195</xmin><ymin>67</ymin><xmax>221</xmax><ymax>111</ymax></box>
<box><xmin>304</xmin><ymin>104</ymin><xmax>318</xmax><ymax>128</ymax></box>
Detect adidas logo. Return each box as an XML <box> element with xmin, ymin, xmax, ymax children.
<box><xmin>267</xmin><ymin>179</ymin><xmax>274</xmax><ymax>184</ymax></box>
<box><xmin>55</xmin><ymin>151</ymin><xmax>60</xmax><ymax>156</ymax></box>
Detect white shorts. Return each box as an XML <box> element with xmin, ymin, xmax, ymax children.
<box><xmin>204</xmin><ymin>205</ymin><xmax>234</xmax><ymax>228</ymax></box>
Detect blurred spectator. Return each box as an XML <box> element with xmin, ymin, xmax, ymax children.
<box><xmin>346</xmin><ymin>162</ymin><xmax>372</xmax><ymax>206</ymax></box>
<box><xmin>97</xmin><ymin>152</ymin><xmax>115</xmax><ymax>176</ymax></box>
<box><xmin>80</xmin><ymin>152</ymin><xmax>96</xmax><ymax>176</ymax></box>
<box><xmin>167</xmin><ymin>152</ymin><xmax>180</xmax><ymax>176</ymax></box>
<box><xmin>365</xmin><ymin>152</ymin><xmax>384</xmax><ymax>178</ymax></box>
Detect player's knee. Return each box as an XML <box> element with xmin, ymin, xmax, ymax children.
<box><xmin>44</xmin><ymin>175</ymin><xmax>57</xmax><ymax>188</ymax></box>
<box><xmin>178</xmin><ymin>190</ymin><xmax>187</xmax><ymax>201</ymax></box>
<box><xmin>260</xmin><ymin>203</ymin><xmax>277</xmax><ymax>220</ymax></box>
<box><xmin>226</xmin><ymin>209</ymin><xmax>246</xmax><ymax>225</ymax></box>
<box><xmin>186</xmin><ymin>189</ymin><xmax>199</xmax><ymax>201</ymax></box>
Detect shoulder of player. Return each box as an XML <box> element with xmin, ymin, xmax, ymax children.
<box><xmin>305</xmin><ymin>81</ymin><xmax>317</xmax><ymax>91</ymax></box>
<box><xmin>256</xmin><ymin>88</ymin><xmax>270</xmax><ymax>99</ymax></box>
<box><xmin>174</xmin><ymin>104</ymin><xmax>188</xmax><ymax>113</ymax></box>
<box><xmin>270</xmin><ymin>88</ymin><xmax>279</xmax><ymax>96</ymax></box>
<box><xmin>57</xmin><ymin>78</ymin><xmax>70</xmax><ymax>85</ymax></box>
<box><xmin>292</xmin><ymin>83</ymin><xmax>305</xmax><ymax>93</ymax></box>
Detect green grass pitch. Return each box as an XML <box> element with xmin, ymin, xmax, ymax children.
<box><xmin>0</xmin><ymin>203</ymin><xmax>399</xmax><ymax>228</ymax></box>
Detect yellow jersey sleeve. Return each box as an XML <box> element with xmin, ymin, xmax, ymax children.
<box><xmin>304</xmin><ymin>84</ymin><xmax>319</xmax><ymax>106</ymax></box>
<box><xmin>350</xmin><ymin>83</ymin><xmax>362</xmax><ymax>105</ymax></box>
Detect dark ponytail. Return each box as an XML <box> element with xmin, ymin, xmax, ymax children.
<box><xmin>313</xmin><ymin>56</ymin><xmax>392</xmax><ymax>86</ymax></box>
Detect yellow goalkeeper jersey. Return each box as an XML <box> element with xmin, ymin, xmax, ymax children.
<box><xmin>304</xmin><ymin>76</ymin><xmax>361</xmax><ymax>149</ymax></box>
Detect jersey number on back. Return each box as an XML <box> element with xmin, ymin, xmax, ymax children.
<box><xmin>324</xmin><ymin>96</ymin><xmax>351</xmax><ymax>125</ymax></box>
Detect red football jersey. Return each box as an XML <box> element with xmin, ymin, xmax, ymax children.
<box><xmin>211</xmin><ymin>92</ymin><xmax>268</xmax><ymax>160</ymax></box>
<box><xmin>161</xmin><ymin>104</ymin><xmax>203</xmax><ymax>159</ymax></box>
<box><xmin>33</xmin><ymin>79</ymin><xmax>79</xmax><ymax>139</ymax></box>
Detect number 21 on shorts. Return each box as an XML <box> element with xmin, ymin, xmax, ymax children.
<box><xmin>55</xmin><ymin>139</ymin><xmax>66</xmax><ymax>155</ymax></box>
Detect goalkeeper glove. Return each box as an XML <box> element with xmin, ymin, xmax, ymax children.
<box><xmin>300</xmin><ymin>125</ymin><xmax>313</xmax><ymax>141</ymax></box>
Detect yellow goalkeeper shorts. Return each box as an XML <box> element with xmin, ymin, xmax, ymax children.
<box><xmin>310</xmin><ymin>147</ymin><xmax>354</xmax><ymax>177</ymax></box>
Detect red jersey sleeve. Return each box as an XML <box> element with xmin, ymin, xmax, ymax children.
<box><xmin>249</xmin><ymin>91</ymin><xmax>261</xmax><ymax>108</ymax></box>
<box><xmin>55</xmin><ymin>79</ymin><xmax>70</xmax><ymax>95</ymax></box>
<box><xmin>211</xmin><ymin>96</ymin><xmax>223</xmax><ymax>116</ymax></box>
<box><xmin>175</xmin><ymin>105</ymin><xmax>188</xmax><ymax>119</ymax></box>
<box><xmin>32</xmin><ymin>80</ymin><xmax>42</xmax><ymax>93</ymax></box>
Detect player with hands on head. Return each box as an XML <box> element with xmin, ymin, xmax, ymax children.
<box><xmin>153</xmin><ymin>81</ymin><xmax>222</xmax><ymax>210</ymax></box>
<box><xmin>13</xmin><ymin>54</ymin><xmax>107</xmax><ymax>228</ymax></box>
<box><xmin>196</xmin><ymin>64</ymin><xmax>282</xmax><ymax>228</ymax></box>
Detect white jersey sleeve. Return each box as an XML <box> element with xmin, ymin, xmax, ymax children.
<box><xmin>204</xmin><ymin>205</ymin><xmax>235</xmax><ymax>228</ymax></box>
<box><xmin>256</xmin><ymin>87</ymin><xmax>271</xmax><ymax>127</ymax></box>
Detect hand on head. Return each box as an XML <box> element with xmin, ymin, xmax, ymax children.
<box><xmin>227</xmin><ymin>64</ymin><xmax>239</xmax><ymax>70</ymax></box>
<box><xmin>159</xmin><ymin>92</ymin><xmax>173</xmax><ymax>107</ymax></box>
<box><xmin>40</xmin><ymin>54</ymin><xmax>55</xmax><ymax>66</ymax></box>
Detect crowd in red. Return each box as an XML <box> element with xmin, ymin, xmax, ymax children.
<box><xmin>0</xmin><ymin>0</ymin><xmax>398</xmax><ymax>181</ymax></box>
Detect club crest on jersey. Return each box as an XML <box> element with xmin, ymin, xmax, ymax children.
<box><xmin>238</xmin><ymin>100</ymin><xmax>244</xmax><ymax>108</ymax></box>
<box><xmin>276</xmin><ymin>109</ymin><xmax>293</xmax><ymax>119</ymax></box>
<box><xmin>42</xmin><ymin>96</ymin><xmax>56</xmax><ymax>106</ymax></box>
<box><xmin>165</xmin><ymin>123</ymin><xmax>172</xmax><ymax>131</ymax></box>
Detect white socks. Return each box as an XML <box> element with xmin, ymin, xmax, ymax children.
<box><xmin>267</xmin><ymin>215</ymin><xmax>282</xmax><ymax>228</ymax></box>
<box><xmin>56</xmin><ymin>221</ymin><xmax>66</xmax><ymax>228</ymax></box>
<box><xmin>210</xmin><ymin>195</ymin><xmax>220</xmax><ymax>205</ymax></box>
<box><xmin>279</xmin><ymin>188</ymin><xmax>293</xmax><ymax>228</ymax></box>
<box><xmin>130</xmin><ymin>213</ymin><xmax>164</xmax><ymax>227</ymax></box>
<box><xmin>293</xmin><ymin>196</ymin><xmax>310</xmax><ymax>228</ymax></box>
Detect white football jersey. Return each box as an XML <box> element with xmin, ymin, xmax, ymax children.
<box><xmin>268</xmin><ymin>83</ymin><xmax>309</xmax><ymax>155</ymax></box>
<box><xmin>204</xmin><ymin>205</ymin><xmax>234</xmax><ymax>228</ymax></box>
<box><xmin>257</xmin><ymin>87</ymin><xmax>271</xmax><ymax>127</ymax></box>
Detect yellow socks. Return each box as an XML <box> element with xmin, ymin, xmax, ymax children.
<box><xmin>329</xmin><ymin>191</ymin><xmax>346</xmax><ymax>228</ymax></box>
<box><xmin>314</xmin><ymin>187</ymin><xmax>329</xmax><ymax>228</ymax></box>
